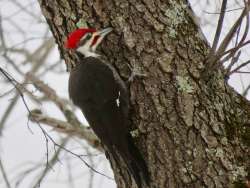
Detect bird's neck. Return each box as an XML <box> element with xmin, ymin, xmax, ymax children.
<box><xmin>77</xmin><ymin>46</ymin><xmax>100</xmax><ymax>58</ymax></box>
<box><xmin>82</xmin><ymin>51</ymin><xmax>100</xmax><ymax>58</ymax></box>
<box><xmin>69</xmin><ymin>52</ymin><xmax>102</xmax><ymax>70</ymax></box>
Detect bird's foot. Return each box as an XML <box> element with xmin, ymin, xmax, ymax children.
<box><xmin>127</xmin><ymin>64</ymin><xmax>147</xmax><ymax>83</ymax></box>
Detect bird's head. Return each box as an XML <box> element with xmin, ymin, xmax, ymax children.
<box><xmin>65</xmin><ymin>27</ymin><xmax>113</xmax><ymax>58</ymax></box>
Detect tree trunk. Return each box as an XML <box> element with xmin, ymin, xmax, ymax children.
<box><xmin>38</xmin><ymin>0</ymin><xmax>250</xmax><ymax>187</ymax></box>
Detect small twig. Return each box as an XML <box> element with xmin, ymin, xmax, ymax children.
<box><xmin>0</xmin><ymin>87</ymin><xmax>16</xmax><ymax>97</ymax></box>
<box><xmin>26</xmin><ymin>73</ymin><xmax>81</xmax><ymax>128</ymax></box>
<box><xmin>2</xmin><ymin>1</ymin><xmax>38</xmax><ymax>20</ymax></box>
<box><xmin>225</xmin><ymin>51</ymin><xmax>241</xmax><ymax>76</ymax></box>
<box><xmin>86</xmin><ymin>146</ymin><xmax>95</xmax><ymax>188</ymax></box>
<box><xmin>232</xmin><ymin>71</ymin><xmax>250</xmax><ymax>74</ymax></box>
<box><xmin>229</xmin><ymin>59</ymin><xmax>250</xmax><ymax>75</ymax></box>
<box><xmin>224</xmin><ymin>23</ymin><xmax>242</xmax><ymax>75</ymax></box>
<box><xmin>65</xmin><ymin>154</ymin><xmax>75</xmax><ymax>188</ymax></box>
<box><xmin>242</xmin><ymin>83</ymin><xmax>250</xmax><ymax>97</ymax></box>
<box><xmin>29</xmin><ymin>109</ymin><xmax>102</xmax><ymax>151</ymax></box>
<box><xmin>210</xmin><ymin>0</ymin><xmax>228</xmax><ymax>54</ymax></box>
<box><xmin>0</xmin><ymin>68</ymin><xmax>112</xmax><ymax>183</ymax></box>
<box><xmin>32</xmin><ymin>138</ymin><xmax>69</xmax><ymax>188</ymax></box>
<box><xmin>11</xmin><ymin>0</ymin><xmax>41</xmax><ymax>20</ymax></box>
<box><xmin>215</xmin><ymin>6</ymin><xmax>247</xmax><ymax>56</ymax></box>
<box><xmin>0</xmin><ymin>158</ymin><xmax>12</xmax><ymax>188</ymax></box>
<box><xmin>206</xmin><ymin>3</ymin><xmax>250</xmax><ymax>68</ymax></box>
<box><xmin>224</xmin><ymin>1</ymin><xmax>250</xmax><ymax>67</ymax></box>
<box><xmin>220</xmin><ymin>40</ymin><xmax>250</xmax><ymax>63</ymax></box>
<box><xmin>0</xmin><ymin>94</ymin><xmax>19</xmax><ymax>134</ymax></box>
<box><xmin>203</xmin><ymin>7</ymin><xmax>244</xmax><ymax>14</ymax></box>
<box><xmin>0</xmin><ymin>67</ymin><xmax>34</xmax><ymax>133</ymax></box>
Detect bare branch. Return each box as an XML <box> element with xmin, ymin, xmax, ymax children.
<box><xmin>210</xmin><ymin>0</ymin><xmax>228</xmax><ymax>53</ymax></box>
<box><xmin>220</xmin><ymin>40</ymin><xmax>250</xmax><ymax>63</ymax></box>
<box><xmin>225</xmin><ymin>51</ymin><xmax>241</xmax><ymax>76</ymax></box>
<box><xmin>242</xmin><ymin>83</ymin><xmax>250</xmax><ymax>97</ymax></box>
<box><xmin>207</xmin><ymin>2</ymin><xmax>250</xmax><ymax>68</ymax></box>
<box><xmin>0</xmin><ymin>94</ymin><xmax>19</xmax><ymax>134</ymax></box>
<box><xmin>29</xmin><ymin>109</ymin><xmax>102</xmax><ymax>151</ymax></box>
<box><xmin>229</xmin><ymin>60</ymin><xmax>250</xmax><ymax>76</ymax></box>
<box><xmin>203</xmin><ymin>7</ymin><xmax>244</xmax><ymax>14</ymax></box>
<box><xmin>3</xmin><ymin>0</ymin><xmax>40</xmax><ymax>21</ymax></box>
<box><xmin>31</xmin><ymin>138</ymin><xmax>69</xmax><ymax>188</ymax></box>
<box><xmin>26</xmin><ymin>73</ymin><xmax>82</xmax><ymax>127</ymax></box>
<box><xmin>0</xmin><ymin>67</ymin><xmax>111</xmax><ymax>181</ymax></box>
<box><xmin>0</xmin><ymin>158</ymin><xmax>11</xmax><ymax>188</ymax></box>
<box><xmin>0</xmin><ymin>1</ymin><xmax>115</xmax><ymax>186</ymax></box>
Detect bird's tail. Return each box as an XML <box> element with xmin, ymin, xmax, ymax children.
<box><xmin>105</xmin><ymin>134</ymin><xmax>149</xmax><ymax>188</ymax></box>
<box><xmin>121</xmin><ymin>134</ymin><xmax>150</xmax><ymax>188</ymax></box>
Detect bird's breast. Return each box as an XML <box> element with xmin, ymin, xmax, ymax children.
<box><xmin>68</xmin><ymin>58</ymin><xmax>120</xmax><ymax>109</ymax></box>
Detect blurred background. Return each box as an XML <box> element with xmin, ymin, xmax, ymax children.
<box><xmin>0</xmin><ymin>0</ymin><xmax>249</xmax><ymax>188</ymax></box>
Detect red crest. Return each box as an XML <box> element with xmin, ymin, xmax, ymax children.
<box><xmin>65</xmin><ymin>28</ymin><xmax>96</xmax><ymax>49</ymax></box>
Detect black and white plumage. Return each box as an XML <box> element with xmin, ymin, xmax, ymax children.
<box><xmin>68</xmin><ymin>56</ymin><xmax>130</xmax><ymax>148</ymax></box>
<box><xmin>65</xmin><ymin>27</ymin><xmax>149</xmax><ymax>187</ymax></box>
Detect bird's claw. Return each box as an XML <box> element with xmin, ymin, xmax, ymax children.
<box><xmin>127</xmin><ymin>64</ymin><xmax>147</xmax><ymax>83</ymax></box>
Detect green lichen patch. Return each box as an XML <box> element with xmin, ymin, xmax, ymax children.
<box><xmin>130</xmin><ymin>129</ymin><xmax>140</xmax><ymax>138</ymax></box>
<box><xmin>70</xmin><ymin>14</ymin><xmax>77</xmax><ymax>21</ymax></box>
<box><xmin>164</xmin><ymin>0</ymin><xmax>188</xmax><ymax>38</ymax></box>
<box><xmin>176</xmin><ymin>76</ymin><xmax>194</xmax><ymax>94</ymax></box>
<box><xmin>232</xmin><ymin>166</ymin><xmax>249</xmax><ymax>188</ymax></box>
<box><xmin>164</xmin><ymin>1</ymin><xmax>188</xmax><ymax>26</ymax></box>
<box><xmin>76</xmin><ymin>19</ymin><xmax>88</xmax><ymax>28</ymax></box>
<box><xmin>232</xmin><ymin>166</ymin><xmax>248</xmax><ymax>180</ymax></box>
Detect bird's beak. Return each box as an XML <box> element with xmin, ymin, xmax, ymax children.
<box><xmin>90</xmin><ymin>27</ymin><xmax>113</xmax><ymax>51</ymax></box>
<box><xmin>95</xmin><ymin>27</ymin><xmax>113</xmax><ymax>38</ymax></box>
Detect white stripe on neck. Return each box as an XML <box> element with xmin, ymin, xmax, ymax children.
<box><xmin>77</xmin><ymin>46</ymin><xmax>100</xmax><ymax>58</ymax></box>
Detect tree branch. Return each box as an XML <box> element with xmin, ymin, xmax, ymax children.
<box><xmin>29</xmin><ymin>109</ymin><xmax>102</xmax><ymax>151</ymax></box>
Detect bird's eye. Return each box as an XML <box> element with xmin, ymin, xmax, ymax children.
<box><xmin>78</xmin><ymin>33</ymin><xmax>92</xmax><ymax>47</ymax></box>
<box><xmin>85</xmin><ymin>33</ymin><xmax>92</xmax><ymax>40</ymax></box>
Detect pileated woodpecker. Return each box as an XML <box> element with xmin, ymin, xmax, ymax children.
<box><xmin>64</xmin><ymin>27</ymin><xmax>149</xmax><ymax>187</ymax></box>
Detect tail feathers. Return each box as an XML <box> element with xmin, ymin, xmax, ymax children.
<box><xmin>104</xmin><ymin>135</ymin><xmax>149</xmax><ymax>188</ymax></box>
<box><xmin>126</xmin><ymin>160</ymin><xmax>143</xmax><ymax>188</ymax></box>
<box><xmin>126</xmin><ymin>134</ymin><xmax>150</xmax><ymax>187</ymax></box>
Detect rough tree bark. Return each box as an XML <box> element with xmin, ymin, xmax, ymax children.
<box><xmin>38</xmin><ymin>0</ymin><xmax>250</xmax><ymax>187</ymax></box>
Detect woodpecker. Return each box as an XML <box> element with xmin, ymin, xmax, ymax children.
<box><xmin>65</xmin><ymin>27</ymin><xmax>149</xmax><ymax>187</ymax></box>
